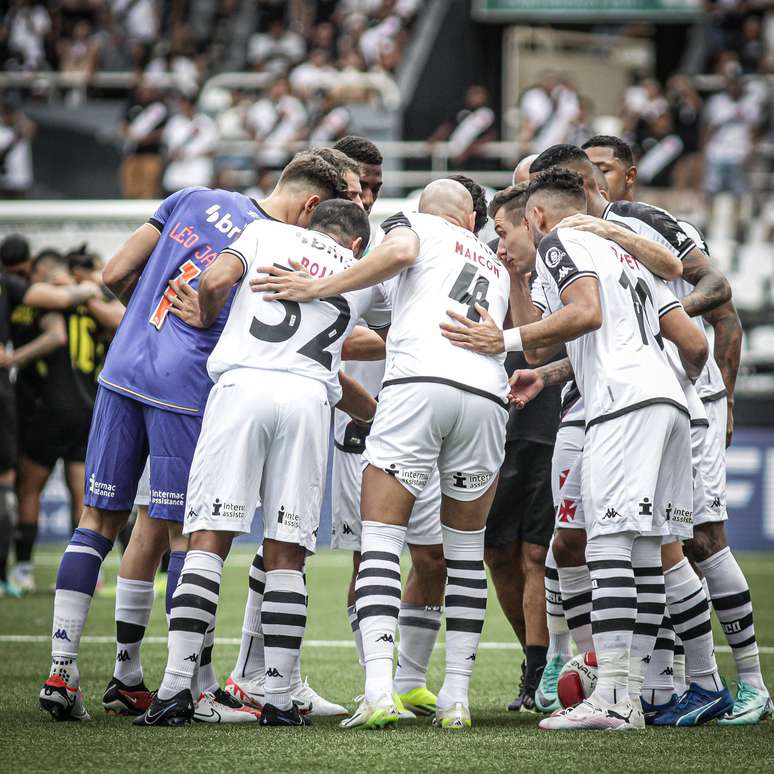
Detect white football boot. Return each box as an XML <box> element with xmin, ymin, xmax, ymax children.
<box><xmin>539</xmin><ymin>695</ymin><xmax>642</xmax><ymax>731</ymax></box>
<box><xmin>194</xmin><ymin>690</ymin><xmax>258</xmax><ymax>723</ymax></box>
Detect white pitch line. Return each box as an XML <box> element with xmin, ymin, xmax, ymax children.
<box><xmin>1</xmin><ymin>634</ymin><xmax>773</xmax><ymax>654</ymax></box>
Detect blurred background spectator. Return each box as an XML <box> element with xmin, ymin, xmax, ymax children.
<box><xmin>0</xmin><ymin>100</ymin><xmax>35</xmax><ymax>198</ymax></box>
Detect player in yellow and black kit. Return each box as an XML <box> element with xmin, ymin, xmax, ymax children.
<box><xmin>9</xmin><ymin>249</ymin><xmax>122</xmax><ymax>593</ymax></box>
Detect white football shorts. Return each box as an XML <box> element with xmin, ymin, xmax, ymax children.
<box><xmin>183</xmin><ymin>368</ymin><xmax>330</xmax><ymax>553</ymax></box>
<box><xmin>331</xmin><ymin>447</ymin><xmax>443</xmax><ymax>550</ymax></box>
<box><xmin>134</xmin><ymin>458</ymin><xmax>150</xmax><ymax>508</ymax></box>
<box><xmin>693</xmin><ymin>397</ymin><xmax>728</xmax><ymax>525</ymax></box>
<box><xmin>552</xmin><ymin>424</ymin><xmax>585</xmax><ymax>531</ymax></box>
<box><xmin>582</xmin><ymin>403</ymin><xmax>693</xmax><ymax>541</ymax></box>
<box><xmin>363</xmin><ymin>381</ymin><xmax>507</xmax><ymax>502</ymax></box>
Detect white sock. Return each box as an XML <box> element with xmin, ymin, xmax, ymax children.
<box><xmin>665</xmin><ymin>558</ymin><xmax>722</xmax><ymax>692</ymax></box>
<box><xmin>698</xmin><ymin>547</ymin><xmax>765</xmax><ymax>690</ymax></box>
<box><xmin>348</xmin><ymin>604</ymin><xmax>365</xmax><ymax>670</ymax></box>
<box><xmin>355</xmin><ymin>521</ymin><xmax>406</xmax><ymax>704</ymax></box>
<box><xmin>394</xmin><ymin>604</ymin><xmax>442</xmax><ymax>693</ymax></box>
<box><xmin>158</xmin><ymin>550</ymin><xmax>222</xmax><ymax>700</ymax></box>
<box><xmin>50</xmin><ymin>590</ymin><xmax>91</xmax><ymax>687</ymax></box>
<box><xmin>113</xmin><ymin>577</ymin><xmax>154</xmax><ymax>685</ymax></box>
<box><xmin>545</xmin><ymin>543</ymin><xmax>572</xmax><ymax>661</ymax></box>
<box><xmin>262</xmin><ymin>569</ymin><xmax>307</xmax><ymax>711</ymax></box>
<box><xmin>437</xmin><ymin>525</ymin><xmax>487</xmax><ymax>710</ymax></box>
<box><xmin>231</xmin><ymin>548</ymin><xmax>265</xmax><ymax>683</ymax></box>
<box><xmin>193</xmin><ymin>626</ymin><xmax>218</xmax><ymax>696</ymax></box>
<box><xmin>642</xmin><ymin>615</ymin><xmax>676</xmax><ymax>705</ymax></box>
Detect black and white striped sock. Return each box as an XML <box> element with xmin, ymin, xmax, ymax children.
<box><xmin>158</xmin><ymin>550</ymin><xmax>222</xmax><ymax>700</ymax></box>
<box><xmin>545</xmin><ymin>543</ymin><xmax>572</xmax><ymax>661</ymax></box>
<box><xmin>698</xmin><ymin>547</ymin><xmax>765</xmax><ymax>690</ymax></box>
<box><xmin>666</xmin><ymin>558</ymin><xmax>721</xmax><ymax>692</ymax></box>
<box><xmin>586</xmin><ymin>534</ymin><xmax>637</xmax><ymax>706</ymax></box>
<box><xmin>437</xmin><ymin>525</ymin><xmax>487</xmax><ymax>709</ymax></box>
<box><xmin>347</xmin><ymin>604</ymin><xmax>365</xmax><ymax>669</ymax></box>
<box><xmin>643</xmin><ymin>614</ymin><xmax>676</xmax><ymax>705</ymax></box>
<box><xmin>355</xmin><ymin>521</ymin><xmax>406</xmax><ymax>704</ymax></box>
<box><xmin>193</xmin><ymin>626</ymin><xmax>218</xmax><ymax>696</ymax></box>
<box><xmin>629</xmin><ymin>536</ymin><xmax>666</xmax><ymax>700</ymax></box>
<box><xmin>232</xmin><ymin>548</ymin><xmax>265</xmax><ymax>682</ymax></box>
<box><xmin>262</xmin><ymin>570</ymin><xmax>307</xmax><ymax>711</ymax></box>
<box><xmin>559</xmin><ymin>564</ymin><xmax>594</xmax><ymax>652</ymax></box>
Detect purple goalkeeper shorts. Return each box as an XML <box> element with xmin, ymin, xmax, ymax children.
<box><xmin>83</xmin><ymin>385</ymin><xmax>203</xmax><ymax>522</ymax></box>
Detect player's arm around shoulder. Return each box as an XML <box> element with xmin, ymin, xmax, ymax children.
<box><xmin>198</xmin><ymin>252</ymin><xmax>246</xmax><ymax>327</ymax></box>
<box><xmin>252</xmin><ymin>226</ymin><xmax>419</xmax><ymax>302</ymax></box>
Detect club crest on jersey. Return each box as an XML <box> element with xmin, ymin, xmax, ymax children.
<box><xmin>544</xmin><ymin>246</ymin><xmax>565</xmax><ymax>268</ymax></box>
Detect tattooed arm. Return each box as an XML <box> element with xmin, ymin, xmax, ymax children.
<box><xmin>680</xmin><ymin>247</ymin><xmax>732</xmax><ymax>317</ymax></box>
<box><xmin>508</xmin><ymin>356</ymin><xmax>574</xmax><ymax>408</ymax></box>
<box><xmin>703</xmin><ymin>300</ymin><xmax>743</xmax><ymax>446</ymax></box>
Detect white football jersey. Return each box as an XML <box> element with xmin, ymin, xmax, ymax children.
<box><xmin>209</xmin><ymin>219</ymin><xmax>390</xmax><ymax>405</ymax></box>
<box><xmin>535</xmin><ymin>227</ymin><xmax>687</xmax><ymax>428</ymax></box>
<box><xmin>380</xmin><ymin>211</ymin><xmax>511</xmax><ymax>405</ymax></box>
<box><xmin>603</xmin><ymin>201</ymin><xmax>726</xmax><ymax>402</ymax></box>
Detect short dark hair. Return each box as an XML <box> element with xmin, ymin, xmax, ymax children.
<box><xmin>447</xmin><ymin>174</ymin><xmax>488</xmax><ymax>234</ymax></box>
<box><xmin>312</xmin><ymin>147</ymin><xmax>360</xmax><ymax>178</ymax></box>
<box><xmin>0</xmin><ymin>233</ymin><xmax>30</xmax><ymax>267</ymax></box>
<box><xmin>488</xmin><ymin>182</ymin><xmax>529</xmax><ymax>220</ymax></box>
<box><xmin>66</xmin><ymin>243</ymin><xmax>98</xmax><ymax>272</ymax></box>
<box><xmin>309</xmin><ymin>199</ymin><xmax>371</xmax><ymax>254</ymax></box>
<box><xmin>526</xmin><ymin>168</ymin><xmax>586</xmax><ymax>207</ymax></box>
<box><xmin>582</xmin><ymin>135</ymin><xmax>634</xmax><ymax>166</ymax></box>
<box><xmin>33</xmin><ymin>248</ymin><xmax>66</xmax><ymax>270</ymax></box>
<box><xmin>531</xmin><ymin>144</ymin><xmax>589</xmax><ymax>174</ymax></box>
<box><xmin>333</xmin><ymin>135</ymin><xmax>383</xmax><ymax>167</ymax></box>
<box><xmin>278</xmin><ymin>150</ymin><xmax>348</xmax><ymax>200</ymax></box>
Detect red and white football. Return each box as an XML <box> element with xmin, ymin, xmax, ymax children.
<box><xmin>557</xmin><ymin>651</ymin><xmax>598</xmax><ymax>708</ymax></box>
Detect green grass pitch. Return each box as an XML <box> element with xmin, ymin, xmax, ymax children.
<box><xmin>1</xmin><ymin>547</ymin><xmax>773</xmax><ymax>773</ymax></box>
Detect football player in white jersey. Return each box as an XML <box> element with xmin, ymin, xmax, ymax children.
<box><xmin>136</xmin><ymin>200</ymin><xmax>389</xmax><ymax>727</ymax></box>
<box><xmin>520</xmin><ymin>144</ymin><xmax>734</xmax><ymax>724</ymax></box>
<box><xmin>253</xmin><ymin>179</ymin><xmax>511</xmax><ymax>730</ymax></box>
<box><xmin>583</xmin><ymin>135</ymin><xmax>771</xmax><ymax>724</ymax></box>
<box><xmin>324</xmin><ymin>137</ymin><xmax>446</xmax><ymax>720</ymax></box>
<box><xmin>444</xmin><ymin>168</ymin><xmax>709</xmax><ymax>730</ymax></box>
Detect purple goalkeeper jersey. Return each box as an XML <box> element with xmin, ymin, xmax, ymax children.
<box><xmin>99</xmin><ymin>187</ymin><xmax>273</xmax><ymax>415</ymax></box>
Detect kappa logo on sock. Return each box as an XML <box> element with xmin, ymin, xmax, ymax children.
<box><xmin>53</xmin><ymin>629</ymin><xmax>71</xmax><ymax>642</ymax></box>
<box><xmin>660</xmin><ymin>667</ymin><xmax>674</xmax><ymax>676</ymax></box>
<box><xmin>376</xmin><ymin>634</ymin><xmax>394</xmax><ymax>644</ymax></box>
<box><xmin>116</xmin><ymin>649</ymin><xmax>131</xmax><ymax>663</ymax></box>
<box><xmin>184</xmin><ymin>652</ymin><xmax>199</xmax><ymax>663</ymax></box>
<box><xmin>266</xmin><ymin>667</ymin><xmax>284</xmax><ymax>678</ymax></box>
<box><xmin>642</xmin><ymin>654</ymin><xmax>651</xmax><ymax>664</ymax></box>
<box><xmin>466</xmin><ymin>653</ymin><xmax>476</xmax><ymax>662</ymax></box>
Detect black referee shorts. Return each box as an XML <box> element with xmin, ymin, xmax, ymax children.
<box><xmin>485</xmin><ymin>439</ymin><xmax>555</xmax><ymax>548</ymax></box>
<box><xmin>19</xmin><ymin>410</ymin><xmax>92</xmax><ymax>469</ymax></box>
<box><xmin>0</xmin><ymin>372</ymin><xmax>17</xmax><ymax>472</ymax></box>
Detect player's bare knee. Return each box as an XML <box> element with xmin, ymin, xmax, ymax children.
<box><xmin>263</xmin><ymin>537</ymin><xmax>305</xmax><ymax>571</ymax></box>
<box><xmin>189</xmin><ymin>528</ymin><xmax>233</xmax><ymax>560</ymax></box>
<box><xmin>78</xmin><ymin>506</ymin><xmax>128</xmax><ymax>541</ymax></box>
<box><xmin>552</xmin><ymin>529</ymin><xmax>586</xmax><ymax>567</ymax></box>
<box><xmin>685</xmin><ymin>523</ymin><xmax>726</xmax><ymax>562</ymax></box>
<box><xmin>522</xmin><ymin>542</ymin><xmax>548</xmax><ymax>572</ymax></box>
<box><xmin>409</xmin><ymin>543</ymin><xmax>446</xmax><ymax>584</ymax></box>
<box><xmin>484</xmin><ymin>543</ymin><xmax>514</xmax><ymax>574</ymax></box>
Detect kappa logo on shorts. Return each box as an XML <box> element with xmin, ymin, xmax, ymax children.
<box><xmin>558</xmin><ymin>499</ymin><xmax>577</xmax><ymax>523</ymax></box>
<box><xmin>342</xmin><ymin>523</ymin><xmax>354</xmax><ymax>535</ymax></box>
<box><xmin>639</xmin><ymin>497</ymin><xmax>653</xmax><ymax>516</ymax></box>
<box><xmin>187</xmin><ymin>508</ymin><xmax>198</xmax><ymax>522</ymax></box>
<box><xmin>603</xmin><ymin>507</ymin><xmax>620</xmax><ymax>520</ymax></box>
<box><xmin>711</xmin><ymin>496</ymin><xmax>722</xmax><ymax>509</ymax></box>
